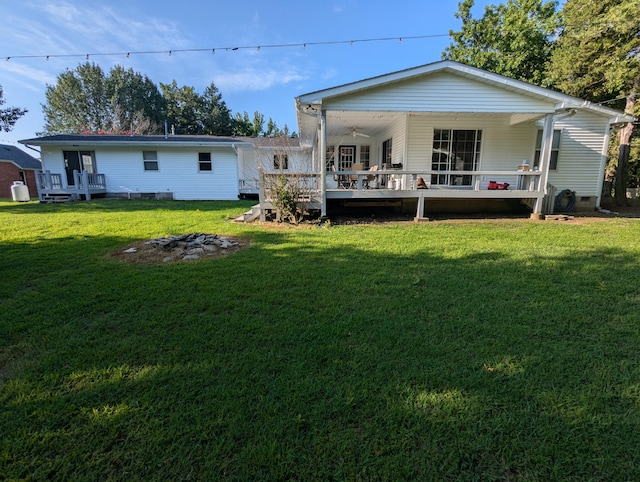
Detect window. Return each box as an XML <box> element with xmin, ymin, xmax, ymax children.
<box><xmin>382</xmin><ymin>139</ymin><xmax>392</xmax><ymax>166</ymax></box>
<box><xmin>143</xmin><ymin>151</ymin><xmax>158</xmax><ymax>171</ymax></box>
<box><xmin>198</xmin><ymin>152</ymin><xmax>212</xmax><ymax>171</ymax></box>
<box><xmin>325</xmin><ymin>145</ymin><xmax>335</xmax><ymax>171</ymax></box>
<box><xmin>431</xmin><ymin>129</ymin><xmax>482</xmax><ymax>186</ymax></box>
<box><xmin>534</xmin><ymin>130</ymin><xmax>561</xmax><ymax>170</ymax></box>
<box><xmin>273</xmin><ymin>153</ymin><xmax>288</xmax><ymax>170</ymax></box>
<box><xmin>360</xmin><ymin>145</ymin><xmax>370</xmax><ymax>169</ymax></box>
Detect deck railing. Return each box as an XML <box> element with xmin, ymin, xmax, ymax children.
<box><xmin>37</xmin><ymin>171</ymin><xmax>63</xmax><ymax>191</ymax></box>
<box><xmin>37</xmin><ymin>170</ymin><xmax>107</xmax><ymax>201</ymax></box>
<box><xmin>329</xmin><ymin>169</ymin><xmax>542</xmax><ymax>192</ymax></box>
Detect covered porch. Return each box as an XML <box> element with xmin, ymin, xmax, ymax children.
<box><xmin>294</xmin><ymin>107</ymin><xmax>558</xmax><ymax>218</ymax></box>
<box><xmin>289</xmin><ymin>60</ymin><xmax>629</xmax><ymax>219</ymax></box>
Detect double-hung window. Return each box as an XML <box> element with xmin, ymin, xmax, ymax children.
<box><xmin>143</xmin><ymin>151</ymin><xmax>158</xmax><ymax>171</ymax></box>
<box><xmin>198</xmin><ymin>152</ymin><xmax>212</xmax><ymax>172</ymax></box>
<box><xmin>431</xmin><ymin>129</ymin><xmax>482</xmax><ymax>186</ymax></box>
<box><xmin>274</xmin><ymin>153</ymin><xmax>288</xmax><ymax>170</ymax></box>
<box><xmin>360</xmin><ymin>145</ymin><xmax>371</xmax><ymax>169</ymax></box>
<box><xmin>533</xmin><ymin>130</ymin><xmax>561</xmax><ymax>170</ymax></box>
<box><xmin>382</xmin><ymin>139</ymin><xmax>392</xmax><ymax>167</ymax></box>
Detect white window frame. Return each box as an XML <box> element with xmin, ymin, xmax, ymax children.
<box><xmin>431</xmin><ymin>129</ymin><xmax>482</xmax><ymax>186</ymax></box>
<box><xmin>143</xmin><ymin>151</ymin><xmax>158</xmax><ymax>171</ymax></box>
<box><xmin>534</xmin><ymin>129</ymin><xmax>561</xmax><ymax>171</ymax></box>
<box><xmin>360</xmin><ymin>145</ymin><xmax>371</xmax><ymax>169</ymax></box>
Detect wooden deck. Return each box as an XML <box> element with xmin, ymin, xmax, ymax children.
<box><xmin>37</xmin><ymin>170</ymin><xmax>107</xmax><ymax>202</ymax></box>
<box><xmin>257</xmin><ymin>169</ymin><xmax>550</xmax><ymax>219</ymax></box>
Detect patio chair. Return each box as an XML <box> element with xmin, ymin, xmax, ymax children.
<box><xmin>364</xmin><ymin>165</ymin><xmax>379</xmax><ymax>188</ymax></box>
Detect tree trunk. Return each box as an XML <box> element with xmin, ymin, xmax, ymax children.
<box><xmin>614</xmin><ymin>85</ymin><xmax>638</xmax><ymax>206</ymax></box>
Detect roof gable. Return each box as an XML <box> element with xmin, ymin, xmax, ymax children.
<box><xmin>322</xmin><ymin>70</ymin><xmax>555</xmax><ymax>114</ymax></box>
<box><xmin>297</xmin><ymin>60</ymin><xmax>631</xmax><ymax>120</ymax></box>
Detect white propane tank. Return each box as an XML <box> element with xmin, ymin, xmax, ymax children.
<box><xmin>11</xmin><ymin>181</ymin><xmax>30</xmax><ymax>202</ymax></box>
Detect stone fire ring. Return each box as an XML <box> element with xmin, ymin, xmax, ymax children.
<box><xmin>112</xmin><ymin>233</ymin><xmax>249</xmax><ymax>264</ymax></box>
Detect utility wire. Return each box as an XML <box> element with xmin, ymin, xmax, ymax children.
<box><xmin>2</xmin><ymin>34</ymin><xmax>449</xmax><ymax>62</ymax></box>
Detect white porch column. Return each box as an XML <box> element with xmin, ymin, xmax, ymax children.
<box><xmin>533</xmin><ymin>113</ymin><xmax>555</xmax><ymax>214</ymax></box>
<box><xmin>320</xmin><ymin>111</ymin><xmax>327</xmax><ymax>218</ymax></box>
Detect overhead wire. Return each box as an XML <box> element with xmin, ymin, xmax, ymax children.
<box><xmin>2</xmin><ymin>34</ymin><xmax>449</xmax><ymax>62</ymax></box>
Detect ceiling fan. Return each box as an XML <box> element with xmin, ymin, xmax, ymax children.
<box><xmin>348</xmin><ymin>127</ymin><xmax>370</xmax><ymax>138</ymax></box>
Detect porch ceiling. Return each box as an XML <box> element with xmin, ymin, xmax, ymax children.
<box><xmin>297</xmin><ymin>110</ymin><xmax>539</xmax><ymax>145</ymax></box>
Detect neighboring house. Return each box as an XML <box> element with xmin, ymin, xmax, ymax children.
<box><xmin>19</xmin><ymin>135</ymin><xmax>251</xmax><ymax>202</ymax></box>
<box><xmin>0</xmin><ymin>144</ymin><xmax>41</xmax><ymax>199</ymax></box>
<box><xmin>282</xmin><ymin>60</ymin><xmax>634</xmax><ymax>218</ymax></box>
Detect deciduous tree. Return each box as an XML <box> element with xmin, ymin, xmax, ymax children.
<box><xmin>549</xmin><ymin>0</ymin><xmax>639</xmax><ymax>204</ymax></box>
<box><xmin>444</xmin><ymin>0</ymin><xmax>560</xmax><ymax>86</ymax></box>
<box><xmin>43</xmin><ymin>63</ymin><xmax>164</xmax><ymax>134</ymax></box>
<box><xmin>0</xmin><ymin>85</ymin><xmax>27</xmax><ymax>132</ymax></box>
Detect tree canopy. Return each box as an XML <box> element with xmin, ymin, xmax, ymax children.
<box><xmin>42</xmin><ymin>62</ymin><xmax>292</xmax><ymax>138</ymax></box>
<box><xmin>443</xmin><ymin>0</ymin><xmax>561</xmax><ymax>86</ymax></box>
<box><xmin>43</xmin><ymin>63</ymin><xmax>165</xmax><ymax>135</ymax></box>
<box><xmin>549</xmin><ymin>0</ymin><xmax>639</xmax><ymax>203</ymax></box>
<box><xmin>0</xmin><ymin>85</ymin><xmax>27</xmax><ymax>132</ymax></box>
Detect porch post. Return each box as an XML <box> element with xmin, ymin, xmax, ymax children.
<box><xmin>320</xmin><ymin>110</ymin><xmax>327</xmax><ymax>218</ymax></box>
<box><xmin>82</xmin><ymin>170</ymin><xmax>91</xmax><ymax>200</ymax></box>
<box><xmin>533</xmin><ymin>113</ymin><xmax>555</xmax><ymax>215</ymax></box>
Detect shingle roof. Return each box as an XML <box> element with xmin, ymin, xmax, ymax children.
<box><xmin>20</xmin><ymin>134</ymin><xmax>304</xmax><ymax>150</ymax></box>
<box><xmin>0</xmin><ymin>144</ymin><xmax>41</xmax><ymax>170</ymax></box>
<box><xmin>19</xmin><ymin>134</ymin><xmax>249</xmax><ymax>146</ymax></box>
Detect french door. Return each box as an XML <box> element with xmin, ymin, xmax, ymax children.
<box><xmin>431</xmin><ymin>129</ymin><xmax>482</xmax><ymax>186</ymax></box>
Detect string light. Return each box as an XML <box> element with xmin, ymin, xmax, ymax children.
<box><xmin>1</xmin><ymin>34</ymin><xmax>449</xmax><ymax>62</ymax></box>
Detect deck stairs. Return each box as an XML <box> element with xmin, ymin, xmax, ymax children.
<box><xmin>235</xmin><ymin>204</ymin><xmax>262</xmax><ymax>222</ymax></box>
<box><xmin>41</xmin><ymin>193</ymin><xmax>79</xmax><ymax>203</ymax></box>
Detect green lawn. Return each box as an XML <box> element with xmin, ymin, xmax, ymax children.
<box><xmin>2</xmin><ymin>199</ymin><xmax>640</xmax><ymax>481</ymax></box>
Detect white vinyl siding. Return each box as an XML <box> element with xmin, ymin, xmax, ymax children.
<box><xmin>405</xmin><ymin>111</ymin><xmax>610</xmax><ymax>196</ymax></box>
<box><xmin>324</xmin><ymin>71</ymin><xmax>556</xmax><ymax>114</ymax></box>
<box><xmin>41</xmin><ymin>146</ymin><xmax>239</xmax><ymax>200</ymax></box>
<box><xmin>546</xmin><ymin>111</ymin><xmax>610</xmax><ymax>195</ymax></box>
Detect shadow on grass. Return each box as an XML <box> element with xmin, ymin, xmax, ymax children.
<box><xmin>0</xmin><ymin>198</ymin><xmax>257</xmax><ymax>215</ymax></box>
<box><xmin>2</xmin><ymin>230</ymin><xmax>640</xmax><ymax>480</ymax></box>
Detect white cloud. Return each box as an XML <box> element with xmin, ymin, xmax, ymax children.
<box><xmin>0</xmin><ymin>62</ymin><xmax>56</xmax><ymax>89</ymax></box>
<box><xmin>215</xmin><ymin>68</ymin><xmax>307</xmax><ymax>92</ymax></box>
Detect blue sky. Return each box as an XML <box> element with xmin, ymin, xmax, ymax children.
<box><xmin>0</xmin><ymin>0</ymin><xmax>493</xmax><ymax>149</ymax></box>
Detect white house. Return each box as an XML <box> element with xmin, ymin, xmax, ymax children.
<box><xmin>285</xmin><ymin>60</ymin><xmax>634</xmax><ymax>218</ymax></box>
<box><xmin>19</xmin><ymin>135</ymin><xmax>250</xmax><ymax>202</ymax></box>
<box><xmin>21</xmin><ymin>61</ymin><xmax>633</xmax><ymax>216</ymax></box>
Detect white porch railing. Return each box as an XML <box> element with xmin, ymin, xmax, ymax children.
<box><xmin>329</xmin><ymin>169</ymin><xmax>543</xmax><ymax>192</ymax></box>
<box><xmin>37</xmin><ymin>170</ymin><xmax>107</xmax><ymax>201</ymax></box>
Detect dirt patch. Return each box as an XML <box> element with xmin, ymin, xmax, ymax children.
<box><xmin>111</xmin><ymin>234</ymin><xmax>250</xmax><ymax>264</ymax></box>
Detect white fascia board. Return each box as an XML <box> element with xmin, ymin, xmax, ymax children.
<box><xmin>20</xmin><ymin>140</ymin><xmax>250</xmax><ymax>148</ymax></box>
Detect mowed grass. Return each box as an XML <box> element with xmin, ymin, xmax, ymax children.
<box><xmin>2</xmin><ymin>199</ymin><xmax>640</xmax><ymax>481</ymax></box>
